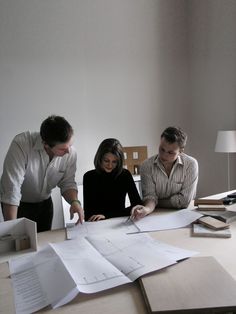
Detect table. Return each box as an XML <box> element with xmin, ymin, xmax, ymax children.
<box><xmin>1</xmin><ymin>191</ymin><xmax>236</xmax><ymax>314</ymax></box>
<box><xmin>151</xmin><ymin>222</ymin><xmax>236</xmax><ymax>280</ymax></box>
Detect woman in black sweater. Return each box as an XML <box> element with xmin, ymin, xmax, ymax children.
<box><xmin>83</xmin><ymin>138</ymin><xmax>141</xmax><ymax>221</ymax></box>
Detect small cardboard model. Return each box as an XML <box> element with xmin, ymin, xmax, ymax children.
<box><xmin>0</xmin><ymin>218</ymin><xmax>37</xmax><ymax>257</ymax></box>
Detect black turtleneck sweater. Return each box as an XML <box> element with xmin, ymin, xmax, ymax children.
<box><xmin>83</xmin><ymin>168</ymin><xmax>141</xmax><ymax>221</ymax></box>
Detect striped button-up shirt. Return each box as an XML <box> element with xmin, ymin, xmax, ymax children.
<box><xmin>140</xmin><ymin>153</ymin><xmax>198</xmax><ymax>209</ymax></box>
<box><xmin>0</xmin><ymin>131</ymin><xmax>78</xmax><ymax>205</ymax></box>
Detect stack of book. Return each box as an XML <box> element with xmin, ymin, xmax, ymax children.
<box><xmin>194</xmin><ymin>198</ymin><xmax>236</xmax><ymax>223</ymax></box>
<box><xmin>193</xmin><ymin>199</ymin><xmax>234</xmax><ymax>238</ymax></box>
<box><xmin>192</xmin><ymin>216</ymin><xmax>231</xmax><ymax>238</ymax></box>
<box><xmin>194</xmin><ymin>199</ymin><xmax>226</xmax><ymax>211</ymax></box>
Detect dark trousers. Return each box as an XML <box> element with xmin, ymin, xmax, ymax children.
<box><xmin>17</xmin><ymin>197</ymin><xmax>53</xmax><ymax>233</ymax></box>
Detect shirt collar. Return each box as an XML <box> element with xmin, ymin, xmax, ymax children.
<box><xmin>33</xmin><ymin>134</ymin><xmax>45</xmax><ymax>151</ymax></box>
<box><xmin>154</xmin><ymin>154</ymin><xmax>184</xmax><ymax>167</ymax></box>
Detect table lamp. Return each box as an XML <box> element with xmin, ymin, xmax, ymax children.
<box><xmin>215</xmin><ymin>130</ymin><xmax>236</xmax><ymax>191</ymax></box>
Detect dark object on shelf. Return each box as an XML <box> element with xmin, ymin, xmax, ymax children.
<box><xmin>221</xmin><ymin>196</ymin><xmax>236</xmax><ymax>205</ymax></box>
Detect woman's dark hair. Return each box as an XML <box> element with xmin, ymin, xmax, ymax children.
<box><xmin>94</xmin><ymin>138</ymin><xmax>124</xmax><ymax>176</ymax></box>
<box><xmin>161</xmin><ymin>126</ymin><xmax>187</xmax><ymax>149</ymax></box>
<box><xmin>40</xmin><ymin>115</ymin><xmax>73</xmax><ymax>147</ymax></box>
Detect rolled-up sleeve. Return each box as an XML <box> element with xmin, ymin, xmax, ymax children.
<box><xmin>57</xmin><ymin>147</ymin><xmax>78</xmax><ymax>195</ymax></box>
<box><xmin>0</xmin><ymin>135</ymin><xmax>28</xmax><ymax>205</ymax></box>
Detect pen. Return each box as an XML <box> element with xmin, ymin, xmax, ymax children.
<box><xmin>125</xmin><ymin>217</ymin><xmax>130</xmax><ymax>223</ymax></box>
<box><xmin>125</xmin><ymin>216</ymin><xmax>131</xmax><ymax>224</ymax></box>
<box><xmin>125</xmin><ymin>215</ymin><xmax>134</xmax><ymax>224</ymax></box>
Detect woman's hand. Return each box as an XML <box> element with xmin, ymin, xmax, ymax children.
<box><xmin>88</xmin><ymin>214</ymin><xmax>106</xmax><ymax>222</ymax></box>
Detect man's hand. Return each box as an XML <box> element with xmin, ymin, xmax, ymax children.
<box><xmin>130</xmin><ymin>205</ymin><xmax>152</xmax><ymax>220</ymax></box>
<box><xmin>88</xmin><ymin>215</ymin><xmax>106</xmax><ymax>222</ymax></box>
<box><xmin>70</xmin><ymin>202</ymin><xmax>84</xmax><ymax>224</ymax></box>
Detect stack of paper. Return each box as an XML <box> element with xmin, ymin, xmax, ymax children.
<box><xmin>65</xmin><ymin>216</ymin><xmax>139</xmax><ymax>240</ymax></box>
<box><xmin>66</xmin><ymin>209</ymin><xmax>203</xmax><ymax>240</ymax></box>
<box><xmin>133</xmin><ymin>208</ymin><xmax>203</xmax><ymax>232</ymax></box>
<box><xmin>9</xmin><ymin>233</ymin><xmax>198</xmax><ymax>314</ymax></box>
<box><xmin>192</xmin><ymin>224</ymin><xmax>231</xmax><ymax>238</ymax></box>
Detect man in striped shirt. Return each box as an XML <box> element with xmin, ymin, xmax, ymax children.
<box><xmin>131</xmin><ymin>126</ymin><xmax>198</xmax><ymax>220</ymax></box>
<box><xmin>0</xmin><ymin>115</ymin><xmax>84</xmax><ymax>232</ymax></box>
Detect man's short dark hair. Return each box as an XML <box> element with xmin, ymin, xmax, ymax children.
<box><xmin>40</xmin><ymin>115</ymin><xmax>73</xmax><ymax>147</ymax></box>
<box><xmin>161</xmin><ymin>126</ymin><xmax>187</xmax><ymax>149</ymax></box>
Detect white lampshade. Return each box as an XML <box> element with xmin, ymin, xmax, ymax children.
<box><xmin>215</xmin><ymin>130</ymin><xmax>236</xmax><ymax>153</ymax></box>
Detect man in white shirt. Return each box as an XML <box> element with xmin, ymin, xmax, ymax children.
<box><xmin>0</xmin><ymin>115</ymin><xmax>84</xmax><ymax>232</ymax></box>
<box><xmin>131</xmin><ymin>126</ymin><xmax>198</xmax><ymax>220</ymax></box>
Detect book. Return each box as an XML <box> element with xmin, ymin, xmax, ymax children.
<box><xmin>139</xmin><ymin>256</ymin><xmax>236</xmax><ymax>313</ymax></box>
<box><xmin>199</xmin><ymin>210</ymin><xmax>236</xmax><ymax>223</ymax></box>
<box><xmin>192</xmin><ymin>223</ymin><xmax>231</xmax><ymax>238</ymax></box>
<box><xmin>194</xmin><ymin>197</ymin><xmax>236</xmax><ymax>206</ymax></box>
<box><xmin>194</xmin><ymin>199</ymin><xmax>223</xmax><ymax>206</ymax></box>
<box><xmin>196</xmin><ymin>204</ymin><xmax>226</xmax><ymax>211</ymax></box>
<box><xmin>198</xmin><ymin>216</ymin><xmax>230</xmax><ymax>230</ymax></box>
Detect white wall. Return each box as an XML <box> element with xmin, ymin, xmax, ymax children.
<box><xmin>1</xmin><ymin>0</ymin><xmax>236</xmax><ymax>228</ymax></box>
<box><xmin>0</xmin><ymin>0</ymin><xmax>189</xmax><ymax>228</ymax></box>
<box><xmin>188</xmin><ymin>0</ymin><xmax>236</xmax><ymax>196</ymax></box>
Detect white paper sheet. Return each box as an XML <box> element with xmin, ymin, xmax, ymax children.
<box><xmin>9</xmin><ymin>245</ymin><xmax>77</xmax><ymax>314</ymax></box>
<box><xmin>85</xmin><ymin>233</ymin><xmax>176</xmax><ymax>282</ymax></box>
<box><xmin>9</xmin><ymin>253</ymin><xmax>48</xmax><ymax>314</ymax></box>
<box><xmin>152</xmin><ymin>239</ymin><xmax>199</xmax><ymax>261</ymax></box>
<box><xmin>134</xmin><ymin>208</ymin><xmax>203</xmax><ymax>232</ymax></box>
<box><xmin>51</xmin><ymin>237</ymin><xmax>131</xmax><ymax>294</ymax></box>
<box><xmin>66</xmin><ymin>216</ymin><xmax>139</xmax><ymax>239</ymax></box>
<box><xmin>9</xmin><ymin>232</ymin><xmax>199</xmax><ymax>313</ymax></box>
<box><xmin>85</xmin><ymin>233</ymin><xmax>194</xmax><ymax>282</ymax></box>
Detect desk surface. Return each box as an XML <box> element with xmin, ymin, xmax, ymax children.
<box><xmin>1</xmin><ymin>191</ymin><xmax>236</xmax><ymax>314</ymax></box>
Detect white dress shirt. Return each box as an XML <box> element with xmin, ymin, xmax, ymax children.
<box><xmin>0</xmin><ymin>131</ymin><xmax>78</xmax><ymax>205</ymax></box>
<box><xmin>140</xmin><ymin>153</ymin><xmax>198</xmax><ymax>209</ymax></box>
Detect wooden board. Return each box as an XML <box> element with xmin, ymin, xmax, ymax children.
<box><xmin>198</xmin><ymin>216</ymin><xmax>229</xmax><ymax>230</ymax></box>
<box><xmin>139</xmin><ymin>256</ymin><xmax>236</xmax><ymax>313</ymax></box>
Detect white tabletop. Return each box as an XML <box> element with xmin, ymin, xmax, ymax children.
<box><xmin>1</xmin><ymin>191</ymin><xmax>236</xmax><ymax>313</ymax></box>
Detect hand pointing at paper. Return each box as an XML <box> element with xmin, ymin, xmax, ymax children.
<box><xmin>131</xmin><ymin>202</ymin><xmax>155</xmax><ymax>220</ymax></box>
